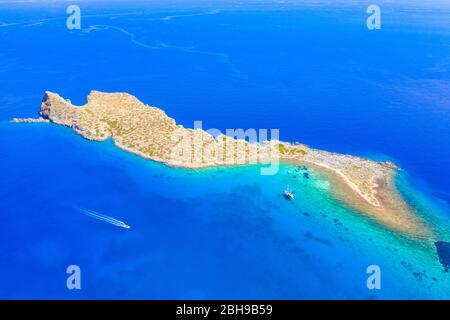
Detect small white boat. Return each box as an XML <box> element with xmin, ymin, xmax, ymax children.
<box><xmin>283</xmin><ymin>185</ymin><xmax>295</xmax><ymax>200</ymax></box>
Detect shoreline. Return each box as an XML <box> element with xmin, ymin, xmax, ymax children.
<box><xmin>14</xmin><ymin>90</ymin><xmax>435</xmax><ymax>238</ymax></box>
<box><xmin>298</xmin><ymin>157</ymin><xmax>381</xmax><ymax>207</ymax></box>
<box><xmin>287</xmin><ymin>158</ymin><xmax>431</xmax><ymax>239</ymax></box>
<box><xmin>15</xmin><ymin>117</ymin><xmax>432</xmax><ymax>238</ymax></box>
<box><xmin>95</xmin><ymin>133</ymin><xmax>434</xmax><ymax>238</ymax></box>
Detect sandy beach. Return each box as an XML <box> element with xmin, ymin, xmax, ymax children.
<box><xmin>287</xmin><ymin>158</ymin><xmax>431</xmax><ymax>239</ymax></box>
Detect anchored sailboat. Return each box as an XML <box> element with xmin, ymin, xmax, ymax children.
<box><xmin>283</xmin><ymin>184</ymin><xmax>295</xmax><ymax>201</ymax></box>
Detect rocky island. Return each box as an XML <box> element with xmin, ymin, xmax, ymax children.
<box><xmin>14</xmin><ymin>91</ymin><xmax>431</xmax><ymax>238</ymax></box>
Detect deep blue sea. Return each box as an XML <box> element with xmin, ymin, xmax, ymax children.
<box><xmin>0</xmin><ymin>0</ymin><xmax>450</xmax><ymax>299</ymax></box>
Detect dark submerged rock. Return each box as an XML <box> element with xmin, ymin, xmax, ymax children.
<box><xmin>435</xmin><ymin>241</ymin><xmax>450</xmax><ymax>272</ymax></box>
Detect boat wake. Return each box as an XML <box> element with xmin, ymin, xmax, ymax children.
<box><xmin>76</xmin><ymin>207</ymin><xmax>131</xmax><ymax>229</ymax></box>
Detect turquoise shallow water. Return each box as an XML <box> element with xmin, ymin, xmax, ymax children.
<box><xmin>1</xmin><ymin>122</ymin><xmax>449</xmax><ymax>299</ymax></box>
<box><xmin>0</xmin><ymin>1</ymin><xmax>450</xmax><ymax>299</ymax></box>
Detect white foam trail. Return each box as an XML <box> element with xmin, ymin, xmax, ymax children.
<box><xmin>83</xmin><ymin>24</ymin><xmax>243</xmax><ymax>79</ymax></box>
<box><xmin>83</xmin><ymin>25</ymin><xmax>162</xmax><ymax>50</ymax></box>
<box><xmin>150</xmin><ymin>10</ymin><xmax>221</xmax><ymax>23</ymax></box>
<box><xmin>77</xmin><ymin>207</ymin><xmax>131</xmax><ymax>229</ymax></box>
